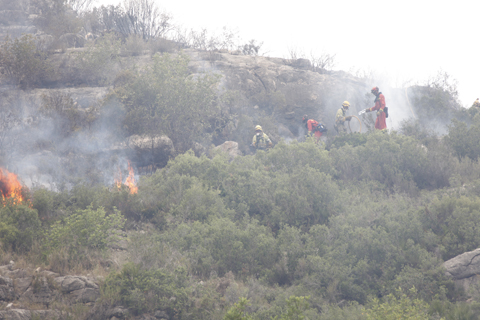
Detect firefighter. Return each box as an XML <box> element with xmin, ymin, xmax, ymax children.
<box><xmin>302</xmin><ymin>115</ymin><xmax>327</xmax><ymax>142</ymax></box>
<box><xmin>335</xmin><ymin>101</ymin><xmax>353</xmax><ymax>134</ymax></box>
<box><xmin>363</xmin><ymin>86</ymin><xmax>387</xmax><ymax>130</ymax></box>
<box><xmin>251</xmin><ymin>125</ymin><xmax>273</xmax><ymax>150</ymax></box>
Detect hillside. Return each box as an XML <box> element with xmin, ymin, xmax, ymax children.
<box><xmin>1</xmin><ymin>1</ymin><xmax>480</xmax><ymax>320</ymax></box>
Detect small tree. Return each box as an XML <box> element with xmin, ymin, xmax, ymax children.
<box><xmin>363</xmin><ymin>288</ymin><xmax>433</xmax><ymax>320</ymax></box>
<box><xmin>122</xmin><ymin>0</ymin><xmax>173</xmax><ymax>40</ymax></box>
<box><xmin>117</xmin><ymin>51</ymin><xmax>221</xmax><ymax>152</ymax></box>
<box><xmin>0</xmin><ymin>35</ymin><xmax>52</xmax><ymax>88</ymax></box>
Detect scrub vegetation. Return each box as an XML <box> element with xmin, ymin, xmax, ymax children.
<box><xmin>3</xmin><ymin>0</ymin><xmax>480</xmax><ymax>319</ymax></box>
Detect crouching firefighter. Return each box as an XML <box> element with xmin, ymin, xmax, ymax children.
<box><xmin>302</xmin><ymin>115</ymin><xmax>327</xmax><ymax>142</ymax></box>
<box><xmin>251</xmin><ymin>125</ymin><xmax>273</xmax><ymax>151</ymax></box>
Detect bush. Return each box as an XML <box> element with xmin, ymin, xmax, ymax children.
<box><xmin>103</xmin><ymin>262</ymin><xmax>189</xmax><ymax>316</ymax></box>
<box><xmin>421</xmin><ymin>196</ymin><xmax>480</xmax><ymax>260</ymax></box>
<box><xmin>44</xmin><ymin>206</ymin><xmax>125</xmax><ymax>256</ymax></box>
<box><xmin>330</xmin><ymin>131</ymin><xmax>432</xmax><ymax>193</ymax></box>
<box><xmin>40</xmin><ymin>91</ymin><xmax>97</xmax><ymax>138</ymax></box>
<box><xmin>445</xmin><ymin>115</ymin><xmax>480</xmax><ymax>161</ymax></box>
<box><xmin>0</xmin><ymin>35</ymin><xmax>52</xmax><ymax>88</ymax></box>
<box><xmin>33</xmin><ymin>0</ymin><xmax>83</xmax><ymax>39</ymax></box>
<box><xmin>114</xmin><ymin>51</ymin><xmax>221</xmax><ymax>152</ymax></box>
<box><xmin>0</xmin><ymin>202</ymin><xmax>41</xmax><ymax>252</ymax></box>
<box><xmin>73</xmin><ymin>33</ymin><xmax>121</xmax><ymax>85</ymax></box>
<box><xmin>363</xmin><ymin>288</ymin><xmax>430</xmax><ymax>320</ymax></box>
<box><xmin>162</xmin><ymin>218</ymin><xmax>278</xmax><ymax>278</ymax></box>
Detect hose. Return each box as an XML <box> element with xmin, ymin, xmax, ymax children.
<box><xmin>348</xmin><ymin>115</ymin><xmax>362</xmax><ymax>133</ymax></box>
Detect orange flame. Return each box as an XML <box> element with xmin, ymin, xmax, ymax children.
<box><xmin>125</xmin><ymin>161</ymin><xmax>138</xmax><ymax>194</ymax></box>
<box><xmin>114</xmin><ymin>166</ymin><xmax>122</xmax><ymax>190</ymax></box>
<box><xmin>113</xmin><ymin>161</ymin><xmax>137</xmax><ymax>194</ymax></box>
<box><xmin>0</xmin><ymin>167</ymin><xmax>24</xmax><ymax>204</ymax></box>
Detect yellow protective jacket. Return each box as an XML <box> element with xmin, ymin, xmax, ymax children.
<box><xmin>335</xmin><ymin>108</ymin><xmax>347</xmax><ymax>125</ymax></box>
<box><xmin>252</xmin><ymin>132</ymin><xmax>272</xmax><ymax>149</ymax></box>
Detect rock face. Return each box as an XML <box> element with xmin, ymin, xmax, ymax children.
<box><xmin>0</xmin><ymin>265</ymin><xmax>101</xmax><ymax>319</ymax></box>
<box><xmin>444</xmin><ymin>248</ymin><xmax>480</xmax><ymax>296</ymax></box>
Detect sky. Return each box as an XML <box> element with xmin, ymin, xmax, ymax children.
<box><xmin>95</xmin><ymin>0</ymin><xmax>478</xmax><ymax>107</ymax></box>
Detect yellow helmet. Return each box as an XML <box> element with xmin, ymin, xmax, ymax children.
<box><xmin>255</xmin><ymin>125</ymin><xmax>262</xmax><ymax>131</ymax></box>
<box><xmin>342</xmin><ymin>101</ymin><xmax>350</xmax><ymax>108</ymax></box>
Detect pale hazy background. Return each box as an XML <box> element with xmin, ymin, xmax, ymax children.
<box><xmin>96</xmin><ymin>0</ymin><xmax>478</xmax><ymax>107</ymax></box>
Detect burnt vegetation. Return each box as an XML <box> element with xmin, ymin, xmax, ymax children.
<box><xmin>1</xmin><ymin>0</ymin><xmax>480</xmax><ymax>320</ymax></box>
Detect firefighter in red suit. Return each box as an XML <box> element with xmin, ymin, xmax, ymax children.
<box><xmin>365</xmin><ymin>87</ymin><xmax>387</xmax><ymax>130</ymax></box>
<box><xmin>302</xmin><ymin>115</ymin><xmax>326</xmax><ymax>142</ymax></box>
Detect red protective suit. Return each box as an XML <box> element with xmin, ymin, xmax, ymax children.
<box><xmin>370</xmin><ymin>93</ymin><xmax>387</xmax><ymax>130</ymax></box>
<box><xmin>306</xmin><ymin>119</ymin><xmax>322</xmax><ymax>139</ymax></box>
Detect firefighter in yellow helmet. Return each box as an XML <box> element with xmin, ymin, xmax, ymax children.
<box><xmin>251</xmin><ymin>125</ymin><xmax>273</xmax><ymax>151</ymax></box>
<box><xmin>334</xmin><ymin>101</ymin><xmax>353</xmax><ymax>134</ymax></box>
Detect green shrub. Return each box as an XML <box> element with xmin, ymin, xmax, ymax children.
<box><xmin>103</xmin><ymin>262</ymin><xmax>189</xmax><ymax>316</ymax></box>
<box><xmin>224</xmin><ymin>297</ymin><xmax>253</xmax><ymax>320</ymax></box>
<box><xmin>421</xmin><ymin>196</ymin><xmax>480</xmax><ymax>260</ymax></box>
<box><xmin>162</xmin><ymin>218</ymin><xmax>278</xmax><ymax>278</ymax></box>
<box><xmin>0</xmin><ymin>202</ymin><xmax>41</xmax><ymax>252</ymax></box>
<box><xmin>114</xmin><ymin>51</ymin><xmax>221</xmax><ymax>152</ymax></box>
<box><xmin>74</xmin><ymin>33</ymin><xmax>121</xmax><ymax>85</ymax></box>
<box><xmin>44</xmin><ymin>206</ymin><xmax>125</xmax><ymax>255</ymax></box>
<box><xmin>0</xmin><ymin>35</ymin><xmax>52</xmax><ymax>88</ymax></box>
<box><xmin>445</xmin><ymin>115</ymin><xmax>480</xmax><ymax>161</ymax></box>
<box><xmin>363</xmin><ymin>288</ymin><xmax>431</xmax><ymax>320</ymax></box>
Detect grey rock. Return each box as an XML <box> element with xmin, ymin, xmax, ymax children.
<box><xmin>0</xmin><ymin>309</ymin><xmax>61</xmax><ymax>320</ymax></box>
<box><xmin>0</xmin><ymin>276</ymin><xmax>15</xmax><ymax>302</ymax></box>
<box><xmin>126</xmin><ymin>134</ymin><xmax>175</xmax><ymax>168</ymax></box>
<box><xmin>6</xmin><ymin>269</ymin><xmax>28</xmax><ymax>278</ymax></box>
<box><xmin>71</xmin><ymin>287</ymin><xmax>100</xmax><ymax>303</ymax></box>
<box><xmin>444</xmin><ymin>248</ymin><xmax>480</xmax><ymax>280</ymax></box>
<box><xmin>213</xmin><ymin>141</ymin><xmax>242</xmax><ymax>159</ymax></box>
<box><xmin>60</xmin><ymin>276</ymin><xmax>86</xmax><ymax>293</ymax></box>
<box><xmin>154</xmin><ymin>310</ymin><xmax>169</xmax><ymax>319</ymax></box>
<box><xmin>20</xmin><ymin>277</ymin><xmax>53</xmax><ymax>305</ymax></box>
<box><xmin>106</xmin><ymin>306</ymin><xmax>128</xmax><ymax>319</ymax></box>
<box><xmin>13</xmin><ymin>278</ymin><xmax>32</xmax><ymax>297</ymax></box>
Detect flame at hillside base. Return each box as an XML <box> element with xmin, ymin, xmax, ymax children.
<box><xmin>0</xmin><ymin>167</ymin><xmax>24</xmax><ymax>203</ymax></box>
<box><xmin>125</xmin><ymin>161</ymin><xmax>138</xmax><ymax>194</ymax></box>
<box><xmin>113</xmin><ymin>162</ymin><xmax>138</xmax><ymax>194</ymax></box>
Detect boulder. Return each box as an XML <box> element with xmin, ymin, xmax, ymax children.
<box><xmin>154</xmin><ymin>310</ymin><xmax>169</xmax><ymax>319</ymax></box>
<box><xmin>126</xmin><ymin>134</ymin><xmax>175</xmax><ymax>168</ymax></box>
<box><xmin>444</xmin><ymin>248</ymin><xmax>480</xmax><ymax>280</ymax></box>
<box><xmin>213</xmin><ymin>141</ymin><xmax>242</xmax><ymax>160</ymax></box>
<box><xmin>57</xmin><ymin>276</ymin><xmax>86</xmax><ymax>293</ymax></box>
<box><xmin>106</xmin><ymin>306</ymin><xmax>128</xmax><ymax>319</ymax></box>
<box><xmin>444</xmin><ymin>248</ymin><xmax>480</xmax><ymax>296</ymax></box>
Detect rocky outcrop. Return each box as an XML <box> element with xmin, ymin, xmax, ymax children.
<box><xmin>0</xmin><ymin>264</ymin><xmax>101</xmax><ymax>318</ymax></box>
<box><xmin>444</xmin><ymin>248</ymin><xmax>480</xmax><ymax>296</ymax></box>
